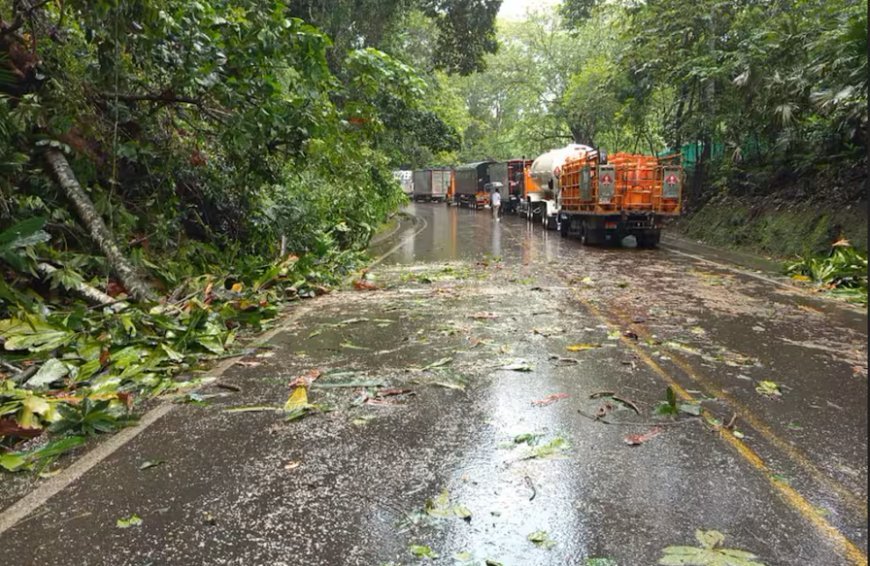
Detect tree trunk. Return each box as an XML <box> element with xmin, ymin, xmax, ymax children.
<box><xmin>44</xmin><ymin>149</ymin><xmax>155</xmax><ymax>302</ymax></box>
<box><xmin>36</xmin><ymin>262</ymin><xmax>128</xmax><ymax>312</ymax></box>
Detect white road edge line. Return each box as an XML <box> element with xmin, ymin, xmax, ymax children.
<box><xmin>660</xmin><ymin>243</ymin><xmax>799</xmax><ymax>291</ymax></box>
<box><xmin>0</xmin><ymin>216</ymin><xmax>434</xmax><ymax>535</ymax></box>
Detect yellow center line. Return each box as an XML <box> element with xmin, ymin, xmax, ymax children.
<box><xmin>604</xmin><ymin>301</ymin><xmax>868</xmax><ymax>521</ymax></box>
<box><xmin>570</xmin><ymin>291</ymin><xmax>868</xmax><ymax>565</ymax></box>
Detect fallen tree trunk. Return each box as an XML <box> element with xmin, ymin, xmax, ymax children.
<box><xmin>36</xmin><ymin>262</ymin><xmax>128</xmax><ymax>312</ymax></box>
<box><xmin>44</xmin><ymin>149</ymin><xmax>155</xmax><ymax>302</ymax></box>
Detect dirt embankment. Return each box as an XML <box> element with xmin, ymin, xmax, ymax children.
<box><xmin>675</xmin><ymin>163</ymin><xmax>867</xmax><ymax>259</ymax></box>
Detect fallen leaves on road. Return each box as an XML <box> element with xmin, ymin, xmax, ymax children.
<box><xmin>285</xmin><ymin>387</ymin><xmax>309</xmax><ymax>411</ymax></box>
<box><xmin>755</xmin><ymin>380</ymin><xmax>782</xmax><ymax>398</ymax></box>
<box><xmin>223</xmin><ymin>405</ymin><xmax>284</xmax><ymax>413</ymax></box>
<box><xmin>549</xmin><ymin>355</ymin><xmax>580</xmax><ymax>365</ymax></box>
<box><xmin>527</xmin><ymin>530</ymin><xmax>557</xmax><ymax>549</ymax></box>
<box><xmin>422</xmin><ymin>357</ymin><xmax>453</xmax><ymax>370</ymax></box>
<box><xmin>624</xmin><ymin>426</ymin><xmax>663</xmax><ymax>446</ymax></box>
<box><xmin>567</xmin><ymin>343</ymin><xmax>600</xmax><ymax>352</ymax></box>
<box><xmin>500</xmin><ymin>359</ymin><xmax>532</xmax><ymax>372</ymax></box>
<box><xmin>533</xmin><ymin>327</ymin><xmax>565</xmax><ymax>337</ymax></box>
<box><xmin>116</xmin><ymin>514</ymin><xmax>143</xmax><ymax>528</ymax></box>
<box><xmin>523</xmin><ymin>437</ymin><xmax>568</xmax><ymax>460</ymax></box>
<box><xmin>352</xmin><ymin>279</ymin><xmax>379</xmax><ymax>291</ymax></box>
<box><xmin>409</xmin><ymin>544</ymin><xmax>438</xmax><ymax>558</ymax></box>
<box><xmin>658</xmin><ymin>529</ymin><xmax>765</xmax><ymax>566</ymax></box>
<box><xmin>374</xmin><ymin>387</ymin><xmax>413</xmax><ymax>398</ymax></box>
<box><xmin>531</xmin><ymin>393</ymin><xmax>569</xmax><ymax>407</ymax></box>
<box><xmin>468</xmin><ymin>311</ymin><xmax>499</xmax><ymax>320</ymax></box>
<box><xmin>139</xmin><ymin>459</ymin><xmax>165</xmax><ymax>471</ymax></box>
<box><xmin>288</xmin><ymin>368</ymin><xmax>322</xmax><ymax>388</ymax></box>
<box><xmin>513</xmin><ymin>432</ymin><xmax>542</xmax><ymax>445</ymax></box>
<box><xmin>424</xmin><ymin>490</ymin><xmax>472</xmax><ymax>521</ymax></box>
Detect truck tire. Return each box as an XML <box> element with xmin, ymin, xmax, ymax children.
<box><xmin>545</xmin><ymin>215</ymin><xmax>557</xmax><ymax>231</ymax></box>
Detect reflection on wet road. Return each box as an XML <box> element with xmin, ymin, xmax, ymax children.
<box><xmin>2</xmin><ymin>203</ymin><xmax>866</xmax><ymax>565</ymax></box>
<box><xmin>373</xmin><ymin>203</ymin><xmax>868</xmax><ymax>564</ymax></box>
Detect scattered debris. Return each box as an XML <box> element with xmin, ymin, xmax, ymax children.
<box><xmin>523</xmin><ymin>437</ymin><xmax>568</xmax><ymax>460</ymax></box>
<box><xmin>422</xmin><ymin>357</ymin><xmax>453</xmax><ymax>370</ymax></box>
<box><xmin>548</xmin><ymin>355</ymin><xmax>581</xmax><ymax>365</ymax></box>
<box><xmin>527</xmin><ymin>530</ymin><xmax>557</xmax><ymax>549</ymax></box>
<box><xmin>468</xmin><ymin>312</ymin><xmax>498</xmax><ymax>320</ymax></box>
<box><xmin>352</xmin><ymin>279</ymin><xmax>379</xmax><ymax>291</ymax></box>
<box><xmin>624</xmin><ymin>426</ymin><xmax>663</xmax><ymax>446</ymax></box>
<box><xmin>424</xmin><ymin>490</ymin><xmax>472</xmax><ymax>521</ymax></box>
<box><xmin>612</xmin><ymin>395</ymin><xmax>641</xmax><ymax>414</ymax></box>
<box><xmin>533</xmin><ymin>327</ymin><xmax>565</xmax><ymax>337</ymax></box>
<box><xmin>513</xmin><ymin>433</ymin><xmax>542</xmax><ymax>445</ymax></box>
<box><xmin>139</xmin><ymin>460</ymin><xmax>165</xmax><ymax>471</ymax></box>
<box><xmin>524</xmin><ymin>475</ymin><xmax>537</xmax><ymax>501</ymax></box>
<box><xmin>284</xmin><ymin>460</ymin><xmax>301</xmax><ymax>470</ymax></box>
<box><xmin>567</xmin><ymin>343</ymin><xmax>600</xmax><ymax>352</ymax></box>
<box><xmin>755</xmin><ymin>380</ymin><xmax>782</xmax><ymax>399</ymax></box>
<box><xmin>288</xmin><ymin>368</ymin><xmax>322</xmax><ymax>388</ymax></box>
<box><xmin>499</xmin><ymin>360</ymin><xmax>533</xmax><ymax>372</ymax></box>
<box><xmin>223</xmin><ymin>405</ymin><xmax>284</xmax><ymax>413</ymax></box>
<box><xmin>531</xmin><ymin>393</ymin><xmax>569</xmax><ymax>407</ymax></box>
<box><xmin>374</xmin><ymin>387</ymin><xmax>414</xmax><ymax>398</ymax></box>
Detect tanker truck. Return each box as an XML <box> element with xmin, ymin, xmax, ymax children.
<box><xmin>527</xmin><ymin>144</ymin><xmax>598</xmax><ymax>229</ymax></box>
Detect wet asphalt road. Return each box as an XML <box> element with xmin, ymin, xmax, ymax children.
<box><xmin>0</xmin><ymin>203</ymin><xmax>866</xmax><ymax>565</ymax></box>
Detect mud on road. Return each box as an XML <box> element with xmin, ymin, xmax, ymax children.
<box><xmin>0</xmin><ymin>203</ymin><xmax>866</xmax><ymax>566</ymax></box>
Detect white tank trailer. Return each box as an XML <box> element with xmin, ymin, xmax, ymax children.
<box><xmin>529</xmin><ymin>144</ymin><xmax>600</xmax><ymax>229</ymax></box>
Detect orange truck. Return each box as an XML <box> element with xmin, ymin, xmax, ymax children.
<box><xmin>557</xmin><ymin>152</ymin><xmax>682</xmax><ymax>247</ymax></box>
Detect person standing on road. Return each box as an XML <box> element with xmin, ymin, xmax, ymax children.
<box><xmin>491</xmin><ymin>188</ymin><xmax>501</xmax><ymax>221</ymax></box>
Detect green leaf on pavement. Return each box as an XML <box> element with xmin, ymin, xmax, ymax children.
<box><xmin>528</xmin><ymin>530</ymin><xmax>556</xmax><ymax>549</ymax></box>
<box><xmin>755</xmin><ymin>380</ymin><xmax>782</xmax><ymax>398</ymax></box>
<box><xmin>116</xmin><ymin>514</ymin><xmax>143</xmax><ymax>528</ymax></box>
<box><xmin>139</xmin><ymin>460</ymin><xmax>165</xmax><ymax>471</ymax></box>
<box><xmin>658</xmin><ymin>529</ymin><xmax>765</xmax><ymax>565</ymax></box>
<box><xmin>410</xmin><ymin>544</ymin><xmax>438</xmax><ymax>558</ymax></box>
<box><xmin>423</xmin><ymin>357</ymin><xmax>453</xmax><ymax>370</ymax></box>
<box><xmin>524</xmin><ymin>437</ymin><xmax>568</xmax><ymax>459</ymax></box>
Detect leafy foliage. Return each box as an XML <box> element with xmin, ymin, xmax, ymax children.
<box><xmin>0</xmin><ymin>0</ymin><xmax>496</xmax><ymax>460</ymax></box>
<box><xmin>658</xmin><ymin>529</ymin><xmax>765</xmax><ymax>566</ymax></box>
<box><xmin>786</xmin><ymin>241</ymin><xmax>868</xmax><ymax>303</ymax></box>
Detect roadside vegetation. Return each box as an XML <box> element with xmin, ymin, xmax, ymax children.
<box><xmin>0</xmin><ymin>1</ymin><xmax>499</xmax><ymax>467</ymax></box>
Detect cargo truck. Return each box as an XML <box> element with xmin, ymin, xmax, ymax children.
<box><xmin>412</xmin><ymin>168</ymin><xmax>452</xmax><ymax>202</ymax></box>
<box><xmin>452</xmin><ymin>161</ymin><xmax>495</xmax><ymax>208</ymax></box>
<box><xmin>557</xmin><ymin>152</ymin><xmax>683</xmax><ymax>247</ymax></box>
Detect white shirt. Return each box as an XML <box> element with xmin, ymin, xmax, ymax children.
<box><xmin>491</xmin><ymin>192</ymin><xmax>501</xmax><ymax>206</ymax></box>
